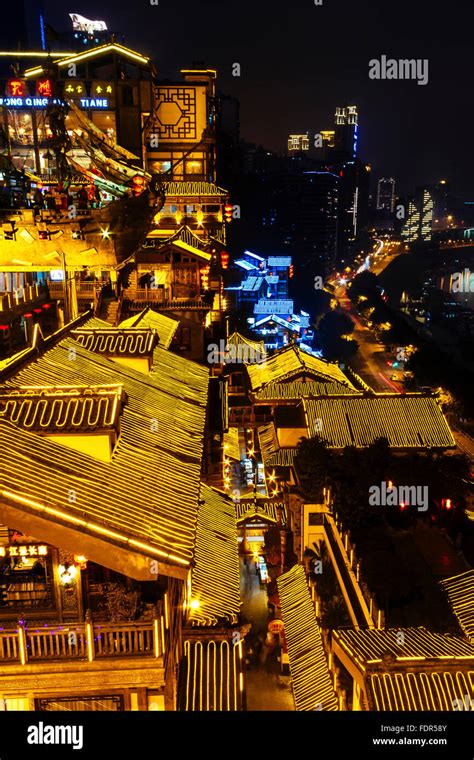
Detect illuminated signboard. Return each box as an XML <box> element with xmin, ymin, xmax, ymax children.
<box><xmin>69</xmin><ymin>13</ymin><xmax>107</xmax><ymax>33</ymax></box>
<box><xmin>0</xmin><ymin>544</ymin><xmax>48</xmax><ymax>558</ymax></box>
<box><xmin>6</xmin><ymin>79</ymin><xmax>27</xmax><ymax>97</ymax></box>
<box><xmin>36</xmin><ymin>78</ymin><xmax>52</xmax><ymax>98</ymax></box>
<box><xmin>0</xmin><ymin>97</ymin><xmax>109</xmax><ymax>109</ymax></box>
<box><xmin>64</xmin><ymin>81</ymin><xmax>86</xmax><ymax>97</ymax></box>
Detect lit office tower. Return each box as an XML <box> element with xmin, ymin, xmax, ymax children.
<box><xmin>377</xmin><ymin>178</ymin><xmax>396</xmax><ymax>213</ymax></box>
<box><xmin>401</xmin><ymin>189</ymin><xmax>434</xmax><ymax>243</ymax></box>
<box><xmin>401</xmin><ymin>199</ymin><xmax>420</xmax><ymax>243</ymax></box>
<box><xmin>334</xmin><ymin>105</ymin><xmax>359</xmax><ymax>159</ymax></box>
<box><xmin>421</xmin><ymin>189</ymin><xmax>434</xmax><ymax>241</ymax></box>
<box><xmin>288</xmin><ymin>134</ymin><xmax>310</xmax><ymax>154</ymax></box>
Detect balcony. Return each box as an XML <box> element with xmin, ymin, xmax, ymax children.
<box><xmin>0</xmin><ymin>617</ymin><xmax>164</xmax><ymax>665</ymax></box>
<box><xmin>228</xmin><ymin>407</ymin><xmax>274</xmax><ymax>426</ymax></box>
<box><xmin>0</xmin><ymin>616</ymin><xmax>168</xmax><ymax>706</ymax></box>
<box><xmin>121</xmin><ymin>288</ymin><xmax>207</xmax><ymax>311</ymax></box>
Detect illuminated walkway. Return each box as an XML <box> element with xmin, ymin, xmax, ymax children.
<box><xmin>240</xmin><ymin>559</ymin><xmax>294</xmax><ymax>710</ymax></box>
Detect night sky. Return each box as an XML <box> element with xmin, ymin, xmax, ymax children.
<box><xmin>12</xmin><ymin>0</ymin><xmax>474</xmax><ymax>195</ymax></box>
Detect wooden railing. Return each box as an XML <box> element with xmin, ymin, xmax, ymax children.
<box><xmin>0</xmin><ymin>630</ymin><xmax>19</xmax><ymax>660</ymax></box>
<box><xmin>0</xmin><ymin>614</ymin><xmax>164</xmax><ymax>665</ymax></box>
<box><xmin>121</xmin><ymin>288</ymin><xmax>207</xmax><ymax>310</ymax></box>
<box><xmin>0</xmin><ymin>284</ymin><xmax>47</xmax><ymax>312</ymax></box>
<box><xmin>94</xmin><ymin>622</ymin><xmax>154</xmax><ymax>657</ymax></box>
<box><xmin>228</xmin><ymin>408</ymin><xmax>273</xmax><ymax>425</ymax></box>
<box><xmin>122</xmin><ymin>287</ymin><xmax>170</xmax><ymax>302</ymax></box>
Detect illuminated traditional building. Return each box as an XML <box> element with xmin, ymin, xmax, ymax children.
<box><xmin>331</xmin><ymin>627</ymin><xmax>474</xmax><ymax>710</ymax></box>
<box><xmin>2</xmin><ymin>41</ymin><xmax>153</xmax><ymax>175</ymax></box>
<box><xmin>0</xmin><ymin>312</ymin><xmax>242</xmax><ymax>711</ymax></box>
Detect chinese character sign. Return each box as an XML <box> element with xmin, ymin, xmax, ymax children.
<box><xmin>6</xmin><ymin>80</ymin><xmax>26</xmax><ymax>97</ymax></box>
<box><xmin>0</xmin><ymin>544</ymin><xmax>48</xmax><ymax>558</ymax></box>
<box><xmin>36</xmin><ymin>79</ymin><xmax>53</xmax><ymax>98</ymax></box>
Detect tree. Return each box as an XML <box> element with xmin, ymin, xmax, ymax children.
<box><xmin>348</xmin><ymin>271</ymin><xmax>378</xmax><ymax>302</ymax></box>
<box><xmin>317</xmin><ymin>311</ymin><xmax>358</xmax><ymax>361</ymax></box>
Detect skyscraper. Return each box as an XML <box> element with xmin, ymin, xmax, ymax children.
<box><xmin>401</xmin><ymin>188</ymin><xmax>433</xmax><ymax>243</ymax></box>
<box><xmin>288</xmin><ymin>134</ymin><xmax>310</xmax><ymax>154</ymax></box>
<box><xmin>377</xmin><ymin>178</ymin><xmax>396</xmax><ymax>213</ymax></box>
<box><xmin>334</xmin><ymin>105</ymin><xmax>358</xmax><ymax>160</ymax></box>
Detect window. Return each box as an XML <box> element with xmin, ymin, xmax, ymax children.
<box><xmin>151</xmin><ymin>160</ymin><xmax>171</xmax><ymax>173</ymax></box>
<box><xmin>0</xmin><ymin>544</ymin><xmax>54</xmax><ymax>609</ymax></box>
<box><xmin>185</xmin><ymin>160</ymin><xmax>203</xmax><ymax>175</ymax></box>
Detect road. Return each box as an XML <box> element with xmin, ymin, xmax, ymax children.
<box><xmin>331</xmin><ymin>281</ymin><xmax>403</xmax><ymax>392</ymax></box>
<box><xmin>329</xmin><ymin>245</ymin><xmax>405</xmax><ymax>392</ymax></box>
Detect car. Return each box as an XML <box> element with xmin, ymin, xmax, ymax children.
<box><xmin>390</xmin><ymin>374</ymin><xmax>404</xmax><ymax>382</ymax></box>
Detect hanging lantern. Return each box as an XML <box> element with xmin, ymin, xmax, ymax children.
<box><xmin>221</xmin><ymin>251</ymin><xmax>229</xmax><ymax>270</ymax></box>
<box><xmin>196</xmin><ymin>205</ymin><xmax>204</xmax><ymax>226</ymax></box>
<box><xmin>224</xmin><ymin>204</ymin><xmax>233</xmax><ymax>223</ymax></box>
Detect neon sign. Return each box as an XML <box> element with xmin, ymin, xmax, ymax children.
<box><xmin>0</xmin><ymin>96</ymin><xmax>109</xmax><ymax>109</ymax></box>
<box><xmin>0</xmin><ymin>544</ymin><xmax>48</xmax><ymax>558</ymax></box>
<box><xmin>6</xmin><ymin>79</ymin><xmax>26</xmax><ymax>97</ymax></box>
<box><xmin>36</xmin><ymin>79</ymin><xmax>52</xmax><ymax>98</ymax></box>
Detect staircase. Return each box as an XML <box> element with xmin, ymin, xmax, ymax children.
<box><xmin>100</xmin><ymin>299</ymin><xmax>121</xmax><ymax>326</ymax></box>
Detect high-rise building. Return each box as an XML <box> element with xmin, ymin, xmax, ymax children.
<box><xmin>377</xmin><ymin>177</ymin><xmax>396</xmax><ymax>213</ymax></box>
<box><xmin>334</xmin><ymin>105</ymin><xmax>358</xmax><ymax>160</ymax></box>
<box><xmin>401</xmin><ymin>188</ymin><xmax>433</xmax><ymax>243</ymax></box>
<box><xmin>288</xmin><ymin>133</ymin><xmax>309</xmax><ymax>154</ymax></box>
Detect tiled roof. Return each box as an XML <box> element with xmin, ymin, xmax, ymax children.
<box><xmin>252</xmin><ymin>380</ymin><xmax>361</xmax><ymax>401</ymax></box>
<box><xmin>241</xmin><ymin>277</ymin><xmax>265</xmax><ymax>292</ymax></box>
<box><xmin>367</xmin><ymin>670</ymin><xmax>474</xmax><ymax>711</ymax></box>
<box><xmin>189</xmin><ymin>485</ymin><xmax>240</xmax><ymax>627</ymax></box>
<box><xmin>257</xmin><ymin>423</ymin><xmax>280</xmax><ymax>464</ymax></box>
<box><xmin>227</xmin><ymin>332</ymin><xmax>265</xmax><ymax>355</ymax></box>
<box><xmin>180</xmin><ymin>640</ymin><xmax>243</xmax><ymax>711</ymax></box>
<box><xmin>277</xmin><ymin>565</ymin><xmax>338</xmax><ymax>711</ymax></box>
<box><xmin>440</xmin><ymin>570</ymin><xmax>474</xmax><ymax>642</ymax></box>
<box><xmin>267</xmin><ymin>256</ymin><xmax>292</xmax><ymax>267</ymax></box>
<box><xmin>246</xmin><ymin>345</ymin><xmax>355</xmax><ymax>391</ymax></box>
<box><xmin>254</xmin><ymin>299</ymin><xmax>294</xmax><ymax>315</ymax></box>
<box><xmin>304</xmin><ymin>395</ymin><xmax>455</xmax><ymax>448</ymax></box>
<box><xmin>118</xmin><ymin>308</ymin><xmax>179</xmax><ymax>349</ymax></box>
<box><xmin>71</xmin><ymin>328</ymin><xmax>158</xmax><ymax>356</ymax></box>
<box><xmin>265</xmin><ymin>449</ymin><xmax>297</xmax><ymax>467</ymax></box>
<box><xmin>0</xmin><ymin>385</ymin><xmax>124</xmax><ymax>433</ymax></box>
<box><xmin>333</xmin><ymin>627</ymin><xmax>474</xmax><ymax>667</ymax></box>
<box><xmin>235</xmin><ymin>497</ymin><xmax>287</xmax><ymax>525</ymax></box>
<box><xmin>0</xmin><ymin>334</ymin><xmax>209</xmax><ymax>569</ymax></box>
<box><xmin>234</xmin><ymin>259</ymin><xmax>258</xmax><ymax>272</ymax></box>
<box><xmin>223</xmin><ymin>426</ymin><xmax>241</xmax><ymax>461</ymax></box>
<box><xmin>163</xmin><ymin>181</ymin><xmax>228</xmax><ymax>197</ymax></box>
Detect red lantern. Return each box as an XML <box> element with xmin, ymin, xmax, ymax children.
<box><xmin>132</xmin><ymin>174</ymin><xmax>146</xmax><ymax>197</ymax></box>
<box><xmin>221</xmin><ymin>251</ymin><xmax>229</xmax><ymax>270</ymax></box>
<box><xmin>224</xmin><ymin>203</ymin><xmax>232</xmax><ymax>223</ymax></box>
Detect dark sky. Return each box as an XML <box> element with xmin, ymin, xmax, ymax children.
<box><xmin>20</xmin><ymin>0</ymin><xmax>474</xmax><ymax>195</ymax></box>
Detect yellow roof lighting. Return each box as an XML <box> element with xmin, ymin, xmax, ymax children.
<box><xmin>25</xmin><ymin>43</ymin><xmax>149</xmax><ymax>77</ymax></box>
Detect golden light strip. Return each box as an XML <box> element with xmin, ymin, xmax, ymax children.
<box><xmin>0</xmin><ymin>51</ymin><xmax>74</xmax><ymax>57</ymax></box>
<box><xmin>25</xmin><ymin>43</ymin><xmax>149</xmax><ymax>77</ymax></box>
<box><xmin>0</xmin><ymin>490</ymin><xmax>189</xmax><ymax>566</ymax></box>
